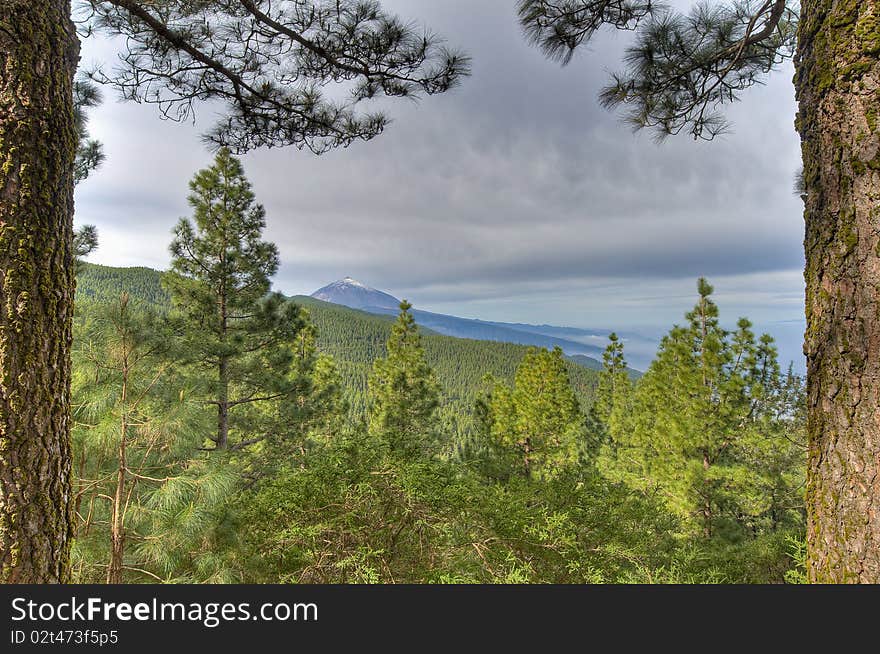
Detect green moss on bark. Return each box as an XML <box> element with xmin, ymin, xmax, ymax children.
<box><xmin>0</xmin><ymin>0</ymin><xmax>79</xmax><ymax>583</ymax></box>
<box><xmin>797</xmin><ymin>0</ymin><xmax>880</xmax><ymax>583</ymax></box>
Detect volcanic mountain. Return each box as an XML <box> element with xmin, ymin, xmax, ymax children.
<box><xmin>310</xmin><ymin>277</ymin><xmax>402</xmax><ymax>311</ymax></box>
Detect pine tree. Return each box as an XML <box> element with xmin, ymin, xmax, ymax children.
<box><xmin>164</xmin><ymin>149</ymin><xmax>307</xmax><ymax>451</ymax></box>
<box><xmin>589</xmin><ymin>334</ymin><xmax>635</xmax><ymax>464</ymax></box>
<box><xmin>600</xmin><ymin>279</ymin><xmax>804</xmax><ymax>539</ymax></box>
<box><xmin>480</xmin><ymin>347</ymin><xmax>585</xmax><ymax>480</ymax></box>
<box><xmin>593</xmin><ymin>333</ymin><xmax>632</xmax><ymax>440</ymax></box>
<box><xmin>368</xmin><ymin>301</ymin><xmax>440</xmax><ymax>460</ymax></box>
<box><xmin>71</xmin><ymin>294</ymin><xmax>206</xmax><ymax>583</ymax></box>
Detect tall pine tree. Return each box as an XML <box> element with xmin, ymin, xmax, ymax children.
<box><xmin>71</xmin><ymin>293</ymin><xmax>207</xmax><ymax>583</ymax></box>
<box><xmin>165</xmin><ymin>149</ymin><xmax>306</xmax><ymax>451</ymax></box>
<box><xmin>592</xmin><ymin>333</ymin><xmax>633</xmax><ymax>452</ymax></box>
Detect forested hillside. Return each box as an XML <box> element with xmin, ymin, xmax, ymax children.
<box><xmin>77</xmin><ymin>263</ymin><xmax>171</xmax><ymax>307</ymax></box>
<box><xmin>296</xmin><ymin>296</ymin><xmax>601</xmax><ymax>429</ymax></box>
<box><xmin>77</xmin><ymin>263</ymin><xmax>602</xmax><ymax>440</ymax></box>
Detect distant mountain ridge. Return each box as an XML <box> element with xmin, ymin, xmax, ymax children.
<box><xmin>388</xmin><ymin>306</ymin><xmax>604</xmax><ymax>355</ymax></box>
<box><xmin>310</xmin><ymin>277</ymin><xmax>648</xmax><ymax>372</ymax></box>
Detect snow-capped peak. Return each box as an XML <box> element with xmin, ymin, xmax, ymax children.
<box><xmin>311</xmin><ymin>277</ymin><xmax>401</xmax><ymax>311</ymax></box>
<box><xmin>341</xmin><ymin>276</ymin><xmax>369</xmax><ymax>289</ymax></box>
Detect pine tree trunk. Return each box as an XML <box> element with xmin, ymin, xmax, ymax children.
<box><xmin>0</xmin><ymin>0</ymin><xmax>78</xmax><ymax>583</ymax></box>
<box><xmin>107</xmin><ymin>367</ymin><xmax>128</xmax><ymax>584</ymax></box>
<box><xmin>217</xmin><ymin>356</ymin><xmax>229</xmax><ymax>450</ymax></box>
<box><xmin>107</xmin><ymin>465</ymin><xmax>125</xmax><ymax>584</ymax></box>
<box><xmin>701</xmin><ymin>450</ymin><xmax>712</xmax><ymax>539</ymax></box>
<box><xmin>796</xmin><ymin>0</ymin><xmax>880</xmax><ymax>583</ymax></box>
<box><xmin>216</xmin><ymin>273</ymin><xmax>229</xmax><ymax>450</ymax></box>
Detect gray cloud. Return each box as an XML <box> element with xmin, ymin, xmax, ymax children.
<box><xmin>75</xmin><ymin>0</ymin><xmax>806</xmax><ymax>365</ymax></box>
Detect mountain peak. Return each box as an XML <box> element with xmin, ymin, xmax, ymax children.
<box><xmin>311</xmin><ymin>277</ymin><xmax>401</xmax><ymax>311</ymax></box>
<box><xmin>342</xmin><ymin>276</ymin><xmax>368</xmax><ymax>288</ymax></box>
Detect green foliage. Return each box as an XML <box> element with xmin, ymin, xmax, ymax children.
<box><xmin>73</xmin><ymin>75</ymin><xmax>105</xmax><ymax>184</ymax></box>
<box><xmin>72</xmin><ymin>74</ymin><xmax>104</xmax><ymax>274</ymax></box>
<box><xmin>518</xmin><ymin>0</ymin><xmax>798</xmax><ymax>139</ymax></box>
<box><xmin>239</xmin><ymin>433</ymin><xmax>471</xmax><ymax>583</ymax></box>
<box><xmin>595</xmin><ymin>333</ymin><xmax>628</xmax><ymax>423</ymax></box>
<box><xmin>368</xmin><ymin>301</ymin><xmax>441</xmax><ymax>460</ymax></box>
<box><xmin>297</xmin><ymin>296</ymin><xmax>602</xmax><ymax>443</ymax></box>
<box><xmin>87</xmin><ymin>0</ymin><xmax>469</xmax><ymax>153</ymax></box>
<box><xmin>591</xmin><ymin>332</ymin><xmax>633</xmax><ymax>454</ymax></box>
<box><xmin>74</xmin><ymin>262</ymin><xmax>807</xmax><ymax>584</ymax></box>
<box><xmin>783</xmin><ymin>536</ymin><xmax>808</xmax><ymax>584</ymax></box>
<box><xmin>476</xmin><ymin>347</ymin><xmax>585</xmax><ymax>480</ymax></box>
<box><xmin>71</xmin><ymin>294</ymin><xmax>213</xmax><ymax>583</ymax></box>
<box><xmin>167</xmin><ymin>148</ymin><xmax>279</xmax><ymax>314</ymax></box>
<box><xmin>598</xmin><ymin>279</ymin><xmax>806</xmax><ymax>544</ymax></box>
<box><xmin>78</xmin><ymin>270</ymin><xmax>604</xmax><ymax>445</ymax></box>
<box><xmin>518</xmin><ymin>0</ymin><xmax>654</xmax><ymax>63</ymax></box>
<box><xmin>133</xmin><ymin>459</ymin><xmax>242</xmax><ymax>583</ymax></box>
<box><xmin>77</xmin><ymin>263</ymin><xmax>170</xmax><ymax>309</ymax></box>
<box><xmin>238</xmin><ymin>429</ymin><xmax>684</xmax><ymax>584</ymax></box>
<box><xmin>73</xmin><ymin>225</ymin><xmax>99</xmax><ymax>260</ymax></box>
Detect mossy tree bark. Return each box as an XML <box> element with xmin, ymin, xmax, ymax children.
<box><xmin>796</xmin><ymin>0</ymin><xmax>880</xmax><ymax>582</ymax></box>
<box><xmin>0</xmin><ymin>0</ymin><xmax>79</xmax><ymax>583</ymax></box>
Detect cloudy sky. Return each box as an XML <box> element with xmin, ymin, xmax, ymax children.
<box><xmin>75</xmin><ymin>0</ymin><xmax>806</xmax><ymax>368</ymax></box>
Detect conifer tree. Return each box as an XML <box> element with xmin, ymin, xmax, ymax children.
<box><xmin>71</xmin><ymin>294</ymin><xmax>205</xmax><ymax>583</ymax></box>
<box><xmin>165</xmin><ymin>149</ymin><xmax>307</xmax><ymax>451</ymax></box>
<box><xmin>368</xmin><ymin>301</ymin><xmax>440</xmax><ymax>460</ymax></box>
<box><xmin>480</xmin><ymin>347</ymin><xmax>585</xmax><ymax>480</ymax></box>
<box><xmin>593</xmin><ymin>333</ymin><xmax>633</xmax><ymax>445</ymax></box>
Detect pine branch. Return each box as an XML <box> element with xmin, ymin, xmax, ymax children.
<box><xmin>520</xmin><ymin>0</ymin><xmax>798</xmax><ymax>139</ymax></box>
<box><xmin>84</xmin><ymin>0</ymin><xmax>470</xmax><ymax>153</ymax></box>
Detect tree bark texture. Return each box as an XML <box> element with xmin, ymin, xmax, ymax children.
<box><xmin>796</xmin><ymin>0</ymin><xmax>880</xmax><ymax>582</ymax></box>
<box><xmin>0</xmin><ymin>0</ymin><xmax>79</xmax><ymax>583</ymax></box>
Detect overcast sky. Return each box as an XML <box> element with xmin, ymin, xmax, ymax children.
<box><xmin>75</xmin><ymin>0</ymin><xmax>806</xmax><ymax>368</ymax></box>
